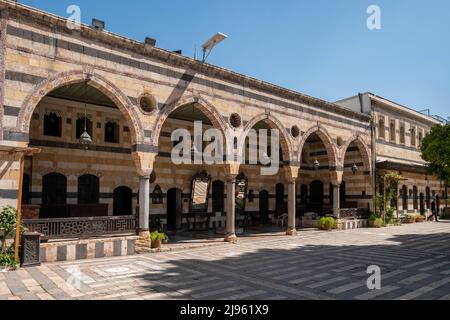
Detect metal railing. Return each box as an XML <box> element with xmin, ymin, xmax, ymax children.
<box><xmin>340</xmin><ymin>208</ymin><xmax>370</xmax><ymax>220</ymax></box>
<box><xmin>23</xmin><ymin>215</ymin><xmax>137</xmax><ymax>240</ymax></box>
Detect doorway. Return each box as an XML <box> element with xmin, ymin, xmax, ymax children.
<box><xmin>309</xmin><ymin>180</ymin><xmax>324</xmax><ymax>214</ymax></box>
<box><xmin>259</xmin><ymin>190</ymin><xmax>269</xmax><ymax>224</ymax></box>
<box><xmin>167</xmin><ymin>188</ymin><xmax>182</xmax><ymax>231</ymax></box>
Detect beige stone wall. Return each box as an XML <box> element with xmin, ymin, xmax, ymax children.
<box><xmin>27</xmin><ymin>97</ymin><xmax>137</xmax><ymax>215</ymax></box>
<box><xmin>378</xmin><ymin>169</ymin><xmax>445</xmax><ymax>214</ymax></box>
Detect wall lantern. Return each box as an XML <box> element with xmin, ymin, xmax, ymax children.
<box><xmin>79</xmin><ymin>80</ymin><xmax>93</xmax><ymax>150</ymax></box>
<box><xmin>152</xmin><ymin>185</ymin><xmax>163</xmax><ymax>204</ymax></box>
<box><xmin>313</xmin><ymin>159</ymin><xmax>320</xmax><ymax>170</ymax></box>
<box><xmin>352</xmin><ymin>163</ymin><xmax>359</xmax><ymax>175</ymax></box>
<box><xmin>248</xmin><ymin>190</ymin><xmax>255</xmax><ymax>203</ymax></box>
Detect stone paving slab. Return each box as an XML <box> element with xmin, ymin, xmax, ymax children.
<box><xmin>1</xmin><ymin>221</ymin><xmax>450</xmax><ymax>300</ymax></box>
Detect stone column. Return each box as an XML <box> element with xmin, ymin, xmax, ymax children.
<box><xmin>332</xmin><ymin>183</ymin><xmax>341</xmax><ymax>219</ymax></box>
<box><xmin>285</xmin><ymin>166</ymin><xmax>300</xmax><ymax>236</ymax></box>
<box><xmin>287</xmin><ymin>180</ymin><xmax>297</xmax><ymax>236</ymax></box>
<box><xmin>224</xmin><ymin>162</ymin><xmax>240</xmax><ymax>242</ymax></box>
<box><xmin>132</xmin><ymin>151</ymin><xmax>157</xmax><ymax>240</ymax></box>
<box><xmin>330</xmin><ymin>170</ymin><xmax>344</xmax><ymax>219</ymax></box>
<box><xmin>138</xmin><ymin>175</ymin><xmax>150</xmax><ymax>237</ymax></box>
<box><xmin>225</xmin><ymin>175</ymin><xmax>237</xmax><ymax>242</ymax></box>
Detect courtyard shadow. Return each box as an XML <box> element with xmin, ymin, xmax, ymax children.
<box><xmin>133</xmin><ymin>227</ymin><xmax>450</xmax><ymax>300</ymax></box>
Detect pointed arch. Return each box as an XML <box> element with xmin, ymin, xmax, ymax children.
<box><xmin>151</xmin><ymin>94</ymin><xmax>229</xmax><ymax>147</ymax></box>
<box><xmin>340</xmin><ymin>134</ymin><xmax>372</xmax><ymax>174</ymax></box>
<box><xmin>238</xmin><ymin>113</ymin><xmax>293</xmax><ymax>163</ymax></box>
<box><xmin>17</xmin><ymin>69</ymin><xmax>144</xmax><ymax>144</ymax></box>
<box><xmin>297</xmin><ymin>125</ymin><xmax>338</xmax><ymax>169</ymax></box>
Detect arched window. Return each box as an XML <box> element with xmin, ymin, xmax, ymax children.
<box><xmin>212</xmin><ymin>180</ymin><xmax>224</xmax><ymax>213</ymax></box>
<box><xmin>22</xmin><ymin>173</ymin><xmax>31</xmax><ymax>205</ymax></box>
<box><xmin>426</xmin><ymin>187</ymin><xmax>431</xmax><ymax>210</ymax></box>
<box><xmin>402</xmin><ymin>185</ymin><xmax>408</xmax><ymax>210</ymax></box>
<box><xmin>78</xmin><ymin>174</ymin><xmax>99</xmax><ymax>204</ymax></box>
<box><xmin>378</xmin><ymin>118</ymin><xmax>385</xmax><ymax>139</ymax></box>
<box><xmin>113</xmin><ymin>186</ymin><xmax>132</xmax><ymax>216</ymax></box>
<box><xmin>43</xmin><ymin>112</ymin><xmax>62</xmax><ymax>137</ymax></box>
<box><xmin>42</xmin><ymin>173</ymin><xmax>67</xmax><ymax>204</ymax></box>
<box><xmin>413</xmin><ymin>186</ymin><xmax>418</xmax><ymax>210</ymax></box>
<box><xmin>410</xmin><ymin>126</ymin><xmax>416</xmax><ymax>147</ymax></box>
<box><xmin>275</xmin><ymin>183</ymin><xmax>285</xmax><ymax>214</ymax></box>
<box><xmin>300</xmin><ymin>184</ymin><xmax>308</xmax><ymax>205</ymax></box>
<box><xmin>105</xmin><ymin>121</ymin><xmax>120</xmax><ymax>143</ymax></box>
<box><xmin>76</xmin><ymin>116</ymin><xmax>93</xmax><ymax>139</ymax></box>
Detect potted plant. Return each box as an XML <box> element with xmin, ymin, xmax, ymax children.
<box><xmin>402</xmin><ymin>214</ymin><xmax>416</xmax><ymax>224</ymax></box>
<box><xmin>318</xmin><ymin>217</ymin><xmax>336</xmax><ymax>231</ymax></box>
<box><xmin>416</xmin><ymin>215</ymin><xmax>425</xmax><ymax>223</ymax></box>
<box><xmin>150</xmin><ymin>231</ymin><xmax>168</xmax><ymax>249</ymax></box>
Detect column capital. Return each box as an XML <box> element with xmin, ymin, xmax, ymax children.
<box><xmin>224</xmin><ymin>161</ymin><xmax>241</xmax><ymax>177</ymax></box>
<box><xmin>132</xmin><ymin>151</ymin><xmax>158</xmax><ymax>177</ymax></box>
<box><xmin>284</xmin><ymin>166</ymin><xmax>300</xmax><ymax>182</ymax></box>
<box><xmin>330</xmin><ymin>170</ymin><xmax>344</xmax><ymax>186</ymax></box>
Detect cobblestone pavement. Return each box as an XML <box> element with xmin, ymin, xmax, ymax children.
<box><xmin>1</xmin><ymin>221</ymin><xmax>450</xmax><ymax>300</ymax></box>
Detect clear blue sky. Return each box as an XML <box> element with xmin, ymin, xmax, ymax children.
<box><xmin>21</xmin><ymin>0</ymin><xmax>450</xmax><ymax>118</ymax></box>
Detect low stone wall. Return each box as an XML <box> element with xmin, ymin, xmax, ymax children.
<box><xmin>39</xmin><ymin>236</ymin><xmax>138</xmax><ymax>263</ymax></box>
<box><xmin>336</xmin><ymin>219</ymin><xmax>368</xmax><ymax>230</ymax></box>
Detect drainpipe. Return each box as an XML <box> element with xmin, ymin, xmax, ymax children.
<box><xmin>360</xmin><ymin>93</ymin><xmax>377</xmax><ymax>214</ymax></box>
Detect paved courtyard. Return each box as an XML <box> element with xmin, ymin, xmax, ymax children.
<box><xmin>1</xmin><ymin>221</ymin><xmax>450</xmax><ymax>300</ymax></box>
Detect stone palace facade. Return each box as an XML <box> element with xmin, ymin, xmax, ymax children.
<box><xmin>0</xmin><ymin>1</ymin><xmax>446</xmax><ymax>245</ymax></box>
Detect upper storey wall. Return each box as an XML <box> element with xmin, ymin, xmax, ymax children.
<box><xmin>0</xmin><ymin>2</ymin><xmax>371</xmax><ymax>167</ymax></box>
<box><xmin>373</xmin><ymin>100</ymin><xmax>440</xmax><ymax>166</ymax></box>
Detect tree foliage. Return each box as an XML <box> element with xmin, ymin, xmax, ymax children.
<box><xmin>0</xmin><ymin>206</ymin><xmax>18</xmax><ymax>252</ymax></box>
<box><xmin>421</xmin><ymin>124</ymin><xmax>450</xmax><ymax>185</ymax></box>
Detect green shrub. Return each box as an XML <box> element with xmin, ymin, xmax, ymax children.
<box><xmin>0</xmin><ymin>206</ymin><xmax>19</xmax><ymax>252</ymax></box>
<box><xmin>370</xmin><ymin>218</ymin><xmax>384</xmax><ymax>228</ymax></box>
<box><xmin>441</xmin><ymin>209</ymin><xmax>450</xmax><ymax>220</ymax></box>
<box><xmin>386</xmin><ymin>207</ymin><xmax>395</xmax><ymax>224</ymax></box>
<box><xmin>150</xmin><ymin>231</ymin><xmax>167</xmax><ymax>242</ymax></box>
<box><xmin>402</xmin><ymin>214</ymin><xmax>417</xmax><ymax>224</ymax></box>
<box><xmin>318</xmin><ymin>217</ymin><xmax>336</xmax><ymax>230</ymax></box>
<box><xmin>0</xmin><ymin>249</ymin><xmax>18</xmax><ymax>271</ymax></box>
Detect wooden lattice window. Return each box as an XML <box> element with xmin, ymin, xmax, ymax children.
<box><xmin>105</xmin><ymin>121</ymin><xmax>120</xmax><ymax>143</ymax></box>
<box><xmin>42</xmin><ymin>173</ymin><xmax>67</xmax><ymax>205</ymax></box>
<box><xmin>43</xmin><ymin>112</ymin><xmax>62</xmax><ymax>137</ymax></box>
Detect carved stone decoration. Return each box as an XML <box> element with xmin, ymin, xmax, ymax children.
<box><xmin>23</xmin><ymin>216</ymin><xmax>136</xmax><ymax>240</ymax></box>
<box><xmin>229</xmin><ymin>113</ymin><xmax>242</xmax><ymax>128</ymax></box>
<box><xmin>291</xmin><ymin>125</ymin><xmax>300</xmax><ymax>138</ymax></box>
<box><xmin>138</xmin><ymin>93</ymin><xmax>157</xmax><ymax>114</ymax></box>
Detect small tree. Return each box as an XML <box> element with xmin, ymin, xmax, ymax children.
<box><xmin>377</xmin><ymin>172</ymin><xmax>403</xmax><ymax>224</ymax></box>
<box><xmin>0</xmin><ymin>206</ymin><xmax>18</xmax><ymax>252</ymax></box>
<box><xmin>421</xmin><ymin>124</ymin><xmax>450</xmax><ymax>208</ymax></box>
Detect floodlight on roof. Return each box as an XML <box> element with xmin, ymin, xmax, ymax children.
<box><xmin>201</xmin><ymin>32</ymin><xmax>228</xmax><ymax>63</ymax></box>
